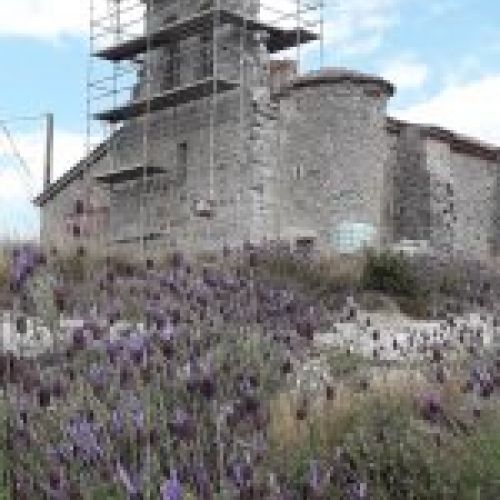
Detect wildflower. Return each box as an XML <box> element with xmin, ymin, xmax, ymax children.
<box><xmin>106</xmin><ymin>338</ymin><xmax>122</xmax><ymax>364</ymax></box>
<box><xmin>308</xmin><ymin>459</ymin><xmax>321</xmax><ymax>494</ymax></box>
<box><xmin>84</xmin><ymin>319</ymin><xmax>104</xmax><ymax>341</ymax></box>
<box><xmin>193</xmin><ymin>463</ymin><xmax>211</xmax><ymax>498</ymax></box>
<box><xmin>420</xmin><ymin>393</ymin><xmax>442</xmax><ymax>423</ymax></box>
<box><xmin>161</xmin><ymin>469</ymin><xmax>182</xmax><ymax>500</ymax></box>
<box><xmin>66</xmin><ymin>415</ymin><xmax>103</xmax><ymax>464</ymax></box>
<box><xmin>168</xmin><ymin>408</ymin><xmax>196</xmax><ymax>442</ymax></box>
<box><xmin>71</xmin><ymin>327</ymin><xmax>86</xmax><ymax>351</ymax></box>
<box><xmin>120</xmin><ymin>366</ymin><xmax>134</xmax><ymax>389</ymax></box>
<box><xmin>48</xmin><ymin>467</ymin><xmax>62</xmax><ymax>492</ymax></box>
<box><xmin>87</xmin><ymin>363</ymin><xmax>108</xmax><ymax>395</ymax></box>
<box><xmin>200</xmin><ymin>373</ymin><xmax>217</xmax><ymax>400</ymax></box>
<box><xmin>51</xmin><ymin>377</ymin><xmax>65</xmax><ymax>399</ymax></box>
<box><xmin>127</xmin><ymin>333</ymin><xmax>147</xmax><ymax>365</ymax></box>
<box><xmin>117</xmin><ymin>461</ymin><xmax>139</xmax><ymax>497</ymax></box>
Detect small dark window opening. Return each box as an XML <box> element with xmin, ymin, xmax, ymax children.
<box><xmin>296</xmin><ymin>237</ymin><xmax>315</xmax><ymax>254</ymax></box>
<box><xmin>177</xmin><ymin>141</ymin><xmax>188</xmax><ymax>183</ymax></box>
<box><xmin>73</xmin><ymin>225</ymin><xmax>81</xmax><ymax>238</ymax></box>
<box><xmin>295</xmin><ymin>165</ymin><xmax>303</xmax><ymax>181</ymax></box>
<box><xmin>75</xmin><ymin>200</ymin><xmax>84</xmax><ymax>215</ymax></box>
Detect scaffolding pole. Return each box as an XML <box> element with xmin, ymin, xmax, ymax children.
<box><xmin>86</xmin><ymin>0</ymin><xmax>324</xmax><ymax>257</ymax></box>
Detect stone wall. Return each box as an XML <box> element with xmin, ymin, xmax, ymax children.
<box><xmin>451</xmin><ymin>149</ymin><xmax>498</xmax><ymax>260</ymax></box>
<box><xmin>389</xmin><ymin>125</ymin><xmax>500</xmax><ymax>262</ymax></box>
<box><xmin>392</xmin><ymin>125</ymin><xmax>431</xmax><ymax>243</ymax></box>
<box><xmin>40</xmin><ymin>155</ymin><xmax>111</xmax><ymax>254</ymax></box>
<box><xmin>277</xmin><ymin>76</ymin><xmax>391</xmax><ymax>253</ymax></box>
<box><xmin>38</xmin><ymin>2</ymin><xmax>500</xmax><ymax>264</ymax></box>
<box><xmin>39</xmin><ymin>0</ymin><xmax>276</xmax><ymax>256</ymax></box>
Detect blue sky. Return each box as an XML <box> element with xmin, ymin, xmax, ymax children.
<box><xmin>0</xmin><ymin>0</ymin><xmax>499</xmax><ymax>238</ymax></box>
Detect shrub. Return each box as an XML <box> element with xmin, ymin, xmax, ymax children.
<box><xmin>361</xmin><ymin>250</ymin><xmax>430</xmax><ymax>317</ymax></box>
<box><xmin>267</xmin><ymin>369</ymin><xmax>500</xmax><ymax>499</ymax></box>
<box><xmin>361</xmin><ymin>250</ymin><xmax>418</xmax><ymax>298</ymax></box>
<box><xmin>242</xmin><ymin>247</ymin><xmax>364</xmax><ymax>302</ymax></box>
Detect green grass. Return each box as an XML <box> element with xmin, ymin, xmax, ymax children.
<box><xmin>266</xmin><ymin>366</ymin><xmax>500</xmax><ymax>500</ymax></box>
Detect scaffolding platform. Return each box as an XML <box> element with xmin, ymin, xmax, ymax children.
<box><xmin>93</xmin><ymin>164</ymin><xmax>167</xmax><ymax>184</ymax></box>
<box><xmin>94</xmin><ymin>8</ymin><xmax>318</xmax><ymax>61</ymax></box>
<box><xmin>93</xmin><ymin>77</ymin><xmax>238</xmax><ymax>122</ymax></box>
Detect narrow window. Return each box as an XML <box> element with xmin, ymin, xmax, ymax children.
<box><xmin>75</xmin><ymin>200</ymin><xmax>84</xmax><ymax>215</ymax></box>
<box><xmin>295</xmin><ymin>165</ymin><xmax>303</xmax><ymax>181</ymax></box>
<box><xmin>199</xmin><ymin>33</ymin><xmax>213</xmax><ymax>79</ymax></box>
<box><xmin>163</xmin><ymin>41</ymin><xmax>180</xmax><ymax>90</ymax></box>
<box><xmin>177</xmin><ymin>141</ymin><xmax>188</xmax><ymax>183</ymax></box>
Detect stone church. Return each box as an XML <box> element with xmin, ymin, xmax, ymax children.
<box><xmin>34</xmin><ymin>0</ymin><xmax>500</xmax><ymax>261</ymax></box>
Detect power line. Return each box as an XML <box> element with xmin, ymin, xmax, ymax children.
<box><xmin>0</xmin><ymin>113</ymin><xmax>47</xmax><ymax>125</ymax></box>
<box><xmin>0</xmin><ymin>122</ymin><xmax>36</xmax><ymax>198</ymax></box>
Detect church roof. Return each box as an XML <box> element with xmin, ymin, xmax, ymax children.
<box><xmin>282</xmin><ymin>67</ymin><xmax>396</xmax><ymax>96</ymax></box>
<box><xmin>33</xmin><ymin>138</ymin><xmax>109</xmax><ymax>207</ymax></box>
<box><xmin>387</xmin><ymin>117</ymin><xmax>500</xmax><ymax>162</ymax></box>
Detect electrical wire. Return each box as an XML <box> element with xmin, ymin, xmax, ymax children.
<box><xmin>0</xmin><ymin>113</ymin><xmax>46</xmax><ymax>125</ymax></box>
<box><xmin>0</xmin><ymin>122</ymin><xmax>37</xmax><ymax>198</ymax></box>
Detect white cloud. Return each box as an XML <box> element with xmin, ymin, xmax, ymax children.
<box><xmin>267</xmin><ymin>0</ymin><xmax>399</xmax><ymax>67</ymax></box>
<box><xmin>325</xmin><ymin>0</ymin><xmax>399</xmax><ymax>57</ymax></box>
<box><xmin>426</xmin><ymin>0</ymin><xmax>461</xmax><ymax>18</ymax></box>
<box><xmin>0</xmin><ymin>127</ymin><xmax>90</xmax><ymax>238</ymax></box>
<box><xmin>0</xmin><ymin>0</ymin><xmax>304</xmax><ymax>41</ymax></box>
<box><xmin>381</xmin><ymin>56</ymin><xmax>429</xmax><ymax>90</ymax></box>
<box><xmin>392</xmin><ymin>74</ymin><xmax>500</xmax><ymax>146</ymax></box>
<box><xmin>0</xmin><ymin>0</ymin><xmax>89</xmax><ymax>39</ymax></box>
<box><xmin>0</xmin><ymin>128</ymin><xmax>89</xmax><ymax>197</ymax></box>
<box><xmin>0</xmin><ymin>0</ymin><xmax>138</xmax><ymax>41</ymax></box>
<box><xmin>0</xmin><ymin>0</ymin><xmax>398</xmax><ymax>62</ymax></box>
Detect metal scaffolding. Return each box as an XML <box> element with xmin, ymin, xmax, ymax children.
<box><xmin>86</xmin><ymin>0</ymin><xmax>324</xmax><ymax>257</ymax></box>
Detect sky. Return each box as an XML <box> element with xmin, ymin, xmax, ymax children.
<box><xmin>0</xmin><ymin>0</ymin><xmax>499</xmax><ymax>239</ymax></box>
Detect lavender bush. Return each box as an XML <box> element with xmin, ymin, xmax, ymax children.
<box><xmin>0</xmin><ymin>242</ymin><xmax>500</xmax><ymax>499</ymax></box>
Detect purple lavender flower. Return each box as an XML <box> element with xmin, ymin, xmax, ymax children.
<box><xmin>65</xmin><ymin>414</ymin><xmax>103</xmax><ymax>464</ymax></box>
<box><xmin>159</xmin><ymin>323</ymin><xmax>175</xmax><ymax>358</ymax></box>
<box><xmin>111</xmin><ymin>408</ymin><xmax>125</xmax><ymax>437</ymax></box>
<box><xmin>308</xmin><ymin>460</ymin><xmax>321</xmax><ymax>493</ymax></box>
<box><xmin>9</xmin><ymin>245</ymin><xmax>37</xmax><ymax>292</ymax></box>
<box><xmin>420</xmin><ymin>392</ymin><xmax>442</xmax><ymax>423</ymax></box>
<box><xmin>168</xmin><ymin>408</ymin><xmax>195</xmax><ymax>442</ymax></box>
<box><xmin>106</xmin><ymin>338</ymin><xmax>123</xmax><ymax>364</ymax></box>
<box><xmin>193</xmin><ymin>463</ymin><xmax>211</xmax><ymax>498</ymax></box>
<box><xmin>161</xmin><ymin>469</ymin><xmax>182</xmax><ymax>500</ymax></box>
<box><xmin>127</xmin><ymin>333</ymin><xmax>147</xmax><ymax>365</ymax></box>
<box><xmin>117</xmin><ymin>461</ymin><xmax>140</xmax><ymax>497</ymax></box>
<box><xmin>71</xmin><ymin>327</ymin><xmax>86</xmax><ymax>350</ymax></box>
<box><xmin>87</xmin><ymin>363</ymin><xmax>108</xmax><ymax>394</ymax></box>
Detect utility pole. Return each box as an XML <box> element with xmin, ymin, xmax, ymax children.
<box><xmin>44</xmin><ymin>113</ymin><xmax>54</xmax><ymax>189</ymax></box>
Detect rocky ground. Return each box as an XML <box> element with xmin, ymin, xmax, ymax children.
<box><xmin>316</xmin><ymin>297</ymin><xmax>499</xmax><ymax>362</ymax></box>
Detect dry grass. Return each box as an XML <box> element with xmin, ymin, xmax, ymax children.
<box><xmin>267</xmin><ymin>365</ymin><xmax>468</xmax><ymax>458</ymax></box>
